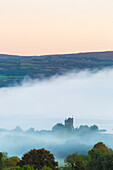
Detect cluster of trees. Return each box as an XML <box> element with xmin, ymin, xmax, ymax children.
<box><xmin>0</xmin><ymin>124</ymin><xmax>100</xmax><ymax>134</ymax></box>
<box><xmin>0</xmin><ymin>148</ymin><xmax>58</xmax><ymax>170</ymax></box>
<box><xmin>64</xmin><ymin>142</ymin><xmax>113</xmax><ymax>170</ymax></box>
<box><xmin>0</xmin><ymin>142</ymin><xmax>113</xmax><ymax>170</ymax></box>
<box><xmin>52</xmin><ymin>123</ymin><xmax>99</xmax><ymax>134</ymax></box>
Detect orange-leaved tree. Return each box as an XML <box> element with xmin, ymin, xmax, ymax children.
<box><xmin>18</xmin><ymin>148</ymin><xmax>58</xmax><ymax>170</ymax></box>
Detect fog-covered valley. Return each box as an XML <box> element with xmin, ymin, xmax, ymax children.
<box><xmin>0</xmin><ymin>69</ymin><xmax>113</xmax><ymax>124</ymax></box>
<box><xmin>0</xmin><ymin>124</ymin><xmax>111</xmax><ymax>159</ymax></box>
<box><xmin>0</xmin><ymin>69</ymin><xmax>113</xmax><ymax>160</ymax></box>
<box><xmin>0</xmin><ymin>123</ymin><xmax>113</xmax><ymax>161</ymax></box>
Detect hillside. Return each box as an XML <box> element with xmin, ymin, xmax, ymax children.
<box><xmin>0</xmin><ymin>51</ymin><xmax>113</xmax><ymax>87</ymax></box>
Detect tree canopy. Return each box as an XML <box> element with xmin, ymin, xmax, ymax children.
<box><xmin>64</xmin><ymin>153</ymin><xmax>84</xmax><ymax>170</ymax></box>
<box><xmin>18</xmin><ymin>148</ymin><xmax>58</xmax><ymax>170</ymax></box>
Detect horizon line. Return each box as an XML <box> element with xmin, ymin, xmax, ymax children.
<box><xmin>0</xmin><ymin>50</ymin><xmax>113</xmax><ymax>57</ymax></box>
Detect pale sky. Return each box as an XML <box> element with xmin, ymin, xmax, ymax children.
<box><xmin>0</xmin><ymin>0</ymin><xmax>113</xmax><ymax>55</ymax></box>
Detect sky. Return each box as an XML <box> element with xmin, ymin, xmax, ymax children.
<box><xmin>0</xmin><ymin>0</ymin><xmax>113</xmax><ymax>55</ymax></box>
<box><xmin>0</xmin><ymin>69</ymin><xmax>113</xmax><ymax>130</ymax></box>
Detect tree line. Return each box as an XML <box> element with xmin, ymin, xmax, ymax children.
<box><xmin>0</xmin><ymin>142</ymin><xmax>113</xmax><ymax>170</ymax></box>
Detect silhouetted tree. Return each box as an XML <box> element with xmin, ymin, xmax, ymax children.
<box><xmin>90</xmin><ymin>125</ymin><xmax>98</xmax><ymax>131</ymax></box>
<box><xmin>52</xmin><ymin>123</ymin><xmax>65</xmax><ymax>132</ymax></box>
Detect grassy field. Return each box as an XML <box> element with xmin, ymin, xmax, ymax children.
<box><xmin>0</xmin><ymin>51</ymin><xmax>113</xmax><ymax>87</ymax></box>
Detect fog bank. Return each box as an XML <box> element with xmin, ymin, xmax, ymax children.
<box><xmin>0</xmin><ymin>69</ymin><xmax>113</xmax><ymax>130</ymax></box>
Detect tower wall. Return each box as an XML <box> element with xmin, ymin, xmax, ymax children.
<box><xmin>65</xmin><ymin>117</ymin><xmax>74</xmax><ymax>129</ymax></box>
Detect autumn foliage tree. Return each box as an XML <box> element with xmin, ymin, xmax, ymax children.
<box><xmin>87</xmin><ymin>142</ymin><xmax>113</xmax><ymax>170</ymax></box>
<box><xmin>91</xmin><ymin>142</ymin><xmax>109</xmax><ymax>152</ymax></box>
<box><xmin>64</xmin><ymin>153</ymin><xmax>84</xmax><ymax>170</ymax></box>
<box><xmin>18</xmin><ymin>148</ymin><xmax>58</xmax><ymax>170</ymax></box>
<box><xmin>64</xmin><ymin>142</ymin><xmax>113</xmax><ymax>170</ymax></box>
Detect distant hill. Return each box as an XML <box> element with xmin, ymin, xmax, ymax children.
<box><xmin>0</xmin><ymin>51</ymin><xmax>113</xmax><ymax>87</ymax></box>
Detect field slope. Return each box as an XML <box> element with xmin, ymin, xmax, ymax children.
<box><xmin>0</xmin><ymin>51</ymin><xmax>113</xmax><ymax>87</ymax></box>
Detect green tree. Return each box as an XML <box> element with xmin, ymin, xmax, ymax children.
<box><xmin>16</xmin><ymin>165</ymin><xmax>34</xmax><ymax>170</ymax></box>
<box><xmin>0</xmin><ymin>152</ymin><xmax>4</xmax><ymax>169</ymax></box>
<box><xmin>87</xmin><ymin>142</ymin><xmax>113</xmax><ymax>170</ymax></box>
<box><xmin>0</xmin><ymin>152</ymin><xmax>8</xmax><ymax>169</ymax></box>
<box><xmin>16</xmin><ymin>166</ymin><xmax>22</xmax><ymax>170</ymax></box>
<box><xmin>64</xmin><ymin>153</ymin><xmax>84</xmax><ymax>170</ymax></box>
<box><xmin>5</xmin><ymin>156</ymin><xmax>20</xmax><ymax>169</ymax></box>
<box><xmin>41</xmin><ymin>166</ymin><xmax>52</xmax><ymax>170</ymax></box>
<box><xmin>22</xmin><ymin>165</ymin><xmax>34</xmax><ymax>170</ymax></box>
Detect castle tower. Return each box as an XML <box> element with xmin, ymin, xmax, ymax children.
<box><xmin>65</xmin><ymin>117</ymin><xmax>74</xmax><ymax>131</ymax></box>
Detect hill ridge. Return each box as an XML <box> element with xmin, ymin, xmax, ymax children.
<box><xmin>0</xmin><ymin>51</ymin><xmax>113</xmax><ymax>87</ymax></box>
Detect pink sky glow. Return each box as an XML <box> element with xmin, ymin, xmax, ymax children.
<box><xmin>0</xmin><ymin>0</ymin><xmax>113</xmax><ymax>55</ymax></box>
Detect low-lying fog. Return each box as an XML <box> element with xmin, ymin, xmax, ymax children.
<box><xmin>0</xmin><ymin>69</ymin><xmax>113</xmax><ymax>159</ymax></box>
<box><xmin>0</xmin><ymin>69</ymin><xmax>113</xmax><ymax>129</ymax></box>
